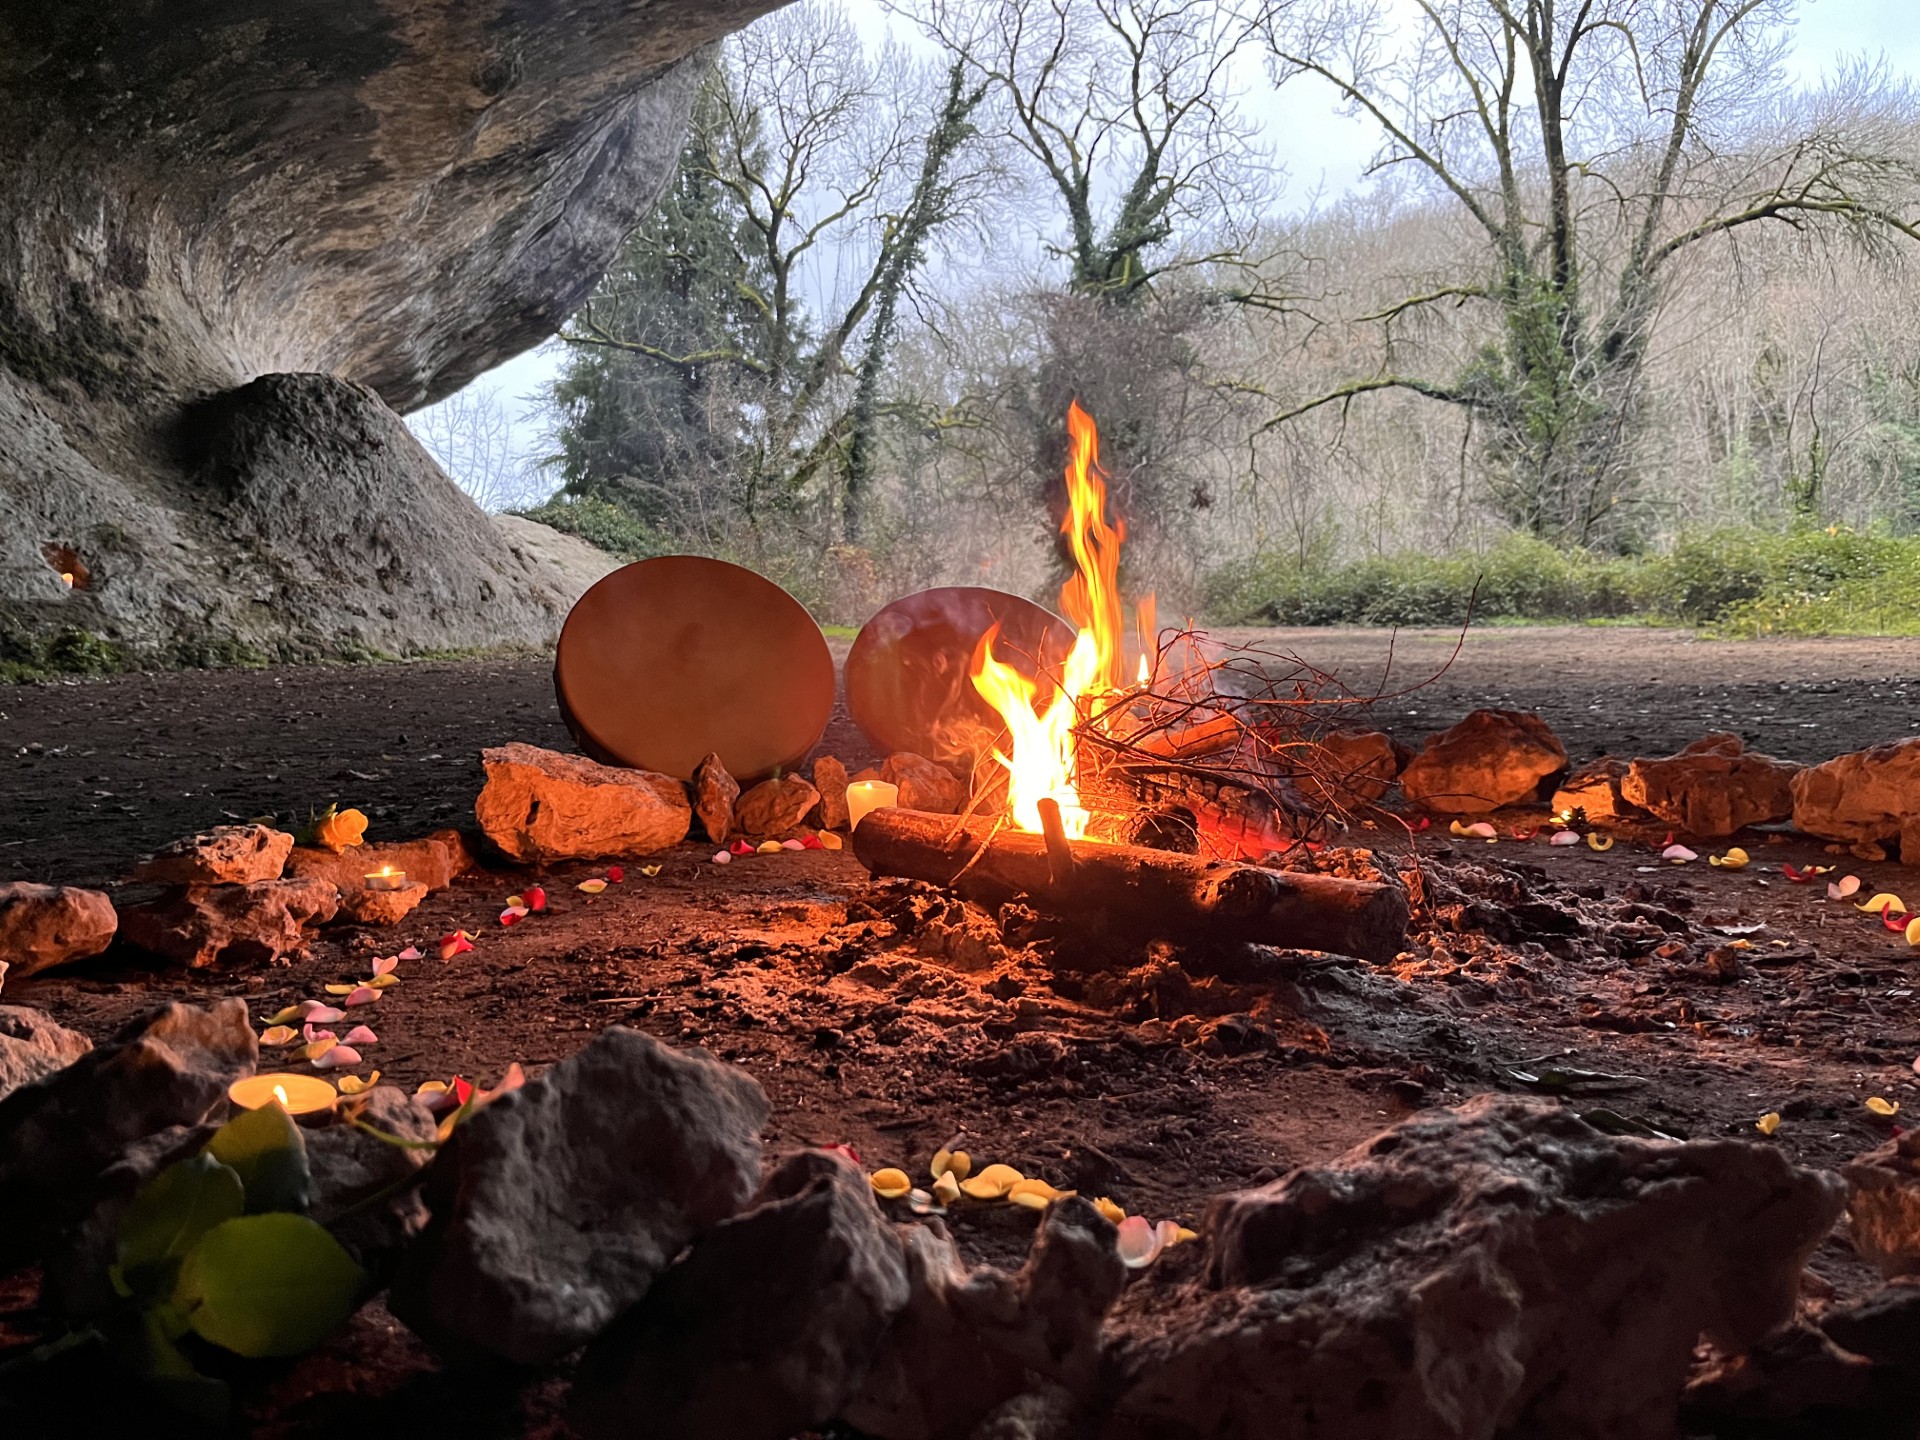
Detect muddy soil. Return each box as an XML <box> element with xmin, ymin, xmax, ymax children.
<box><xmin>4</xmin><ymin>626</ymin><xmax>1920</xmax><ymax>1438</ymax></box>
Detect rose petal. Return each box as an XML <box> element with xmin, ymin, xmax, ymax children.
<box><xmin>781</xmin><ymin>838</ymin><xmax>806</xmax><ymax>850</ymax></box>
<box><xmin>499</xmin><ymin>906</ymin><xmax>528</xmax><ymax>926</ymax></box>
<box><xmin>639</xmin><ymin>864</ymin><xmax>662</xmax><ymax>877</ymax></box>
<box><xmin>712</xmin><ymin>850</ymin><xmax>732</xmax><ymax>864</ymax></box>
<box><xmin>1830</xmin><ymin>875</ymin><xmax>1863</xmax><ymax>899</ymax></box>
<box><xmin>1756</xmin><ymin>1111</ymin><xmax>1781</xmax><ymax>1135</ymax></box>
<box><xmin>870</xmin><ymin>1167</ymin><xmax>913</xmax><ymax>1200</ymax></box>
<box><xmin>303</xmin><ymin>1005</ymin><xmax>345</xmax><ymax>1025</ymax></box>
<box><xmin>801</xmin><ymin>834</ymin><xmax>825</xmax><ymax>850</ymax></box>
<box><xmin>931</xmin><ymin>1171</ymin><xmax>961</xmax><ymax>1206</ymax></box>
<box><xmin>1116</xmin><ymin>1214</ymin><xmax>1163</xmax><ymax>1268</ymax></box>
<box><xmin>1868</xmin><ymin>1096</ymin><xmax>1901</xmax><ymax>1116</ymax></box>
<box><xmin>1549</xmin><ymin>830</ymin><xmax>1581</xmax><ymax>846</ymax></box>
<box><xmin>368</xmin><ymin>972</ymin><xmax>400</xmax><ymax>989</ymax></box>
<box><xmin>260</xmin><ymin>1025</ymin><xmax>299</xmax><ymax>1046</ymax></box>
<box><xmin>439</xmin><ymin>932</ymin><xmax>474</xmax><ymax>961</ymax></box>
<box><xmin>343</xmin><ymin>1025</ymin><xmax>378</xmax><ymax>1046</ymax></box>
<box><xmin>729</xmin><ymin>840</ymin><xmax>755</xmax><ymax>855</ymax></box>
<box><xmin>302</xmin><ymin>1024</ymin><xmax>336</xmax><ymax>1044</ymax></box>
<box><xmin>338</xmin><ymin>1072</ymin><xmax>381</xmax><ymax>1095</ymax></box>
<box><xmin>395</xmin><ymin>946</ymin><xmax>424</xmax><ymax>961</ymax></box>
<box><xmin>344</xmin><ymin>985</ymin><xmax>381</xmax><ymax>1006</ymax></box>
<box><xmin>1662</xmin><ymin>845</ymin><xmax>1697</xmax><ymax>863</ymax></box>
<box><xmin>577</xmin><ymin>878</ymin><xmax>608</xmax><ymax>894</ymax></box>
<box><xmin>607</xmin><ymin>866</ymin><xmax>625</xmax><ymax>883</ymax></box>
<box><xmin>302</xmin><ymin>1037</ymin><xmax>337</xmax><ymax>1062</ymax></box>
<box><xmin>372</xmin><ymin>955</ymin><xmax>399</xmax><ymax>977</ymax></box>
<box><xmin>324</xmin><ymin>983</ymin><xmax>356</xmax><ymax>996</ymax></box>
<box><xmin>756</xmin><ymin>840</ymin><xmax>784</xmax><ymax>854</ymax></box>
<box><xmin>311</xmin><ymin>1045</ymin><xmax>362</xmax><ymax>1070</ymax></box>
<box><xmin>958</xmin><ymin>1163</ymin><xmax>1024</xmax><ymax>1200</ymax></box>
<box><xmin>1587</xmin><ymin>834</ymin><xmax>1614</xmax><ymax>851</ymax></box>
<box><xmin>931</xmin><ymin>1148</ymin><xmax>972</xmax><ymax>1182</ymax></box>
<box><xmin>1093</xmin><ymin>1196</ymin><xmax>1127</xmax><ymax>1225</ymax></box>
<box><xmin>818</xmin><ymin>831</ymin><xmax>843</xmax><ymax>851</ymax></box>
<box><xmin>265</xmin><ymin>1004</ymin><xmax>306</xmax><ymax>1026</ymax></box>
<box><xmin>1709</xmin><ymin>847</ymin><xmax>1749</xmax><ymax>869</ymax></box>
<box><xmin>1858</xmin><ymin>892</ymin><xmax>1906</xmax><ymax>914</ymax></box>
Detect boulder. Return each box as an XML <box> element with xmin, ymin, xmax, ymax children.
<box><xmin>1793</xmin><ymin>738</ymin><xmax>1920</xmax><ymax>861</ymax></box>
<box><xmin>474</xmin><ymin>742</ymin><xmax>691</xmax><ymax>863</ymax></box>
<box><xmin>310</xmin><ymin>1087</ymin><xmax>442</xmax><ymax>1277</ymax></box>
<box><xmin>285</xmin><ymin>832</ymin><xmax>471</xmax><ymax>893</ymax></box>
<box><xmin>1102</xmin><ymin>1095</ymin><xmax>1843</xmax><ymax>1440</ymax></box>
<box><xmin>571</xmin><ymin>1150</ymin><xmax>912</xmax><ymax>1440</ymax></box>
<box><xmin>338</xmin><ymin>880</ymin><xmax>431</xmax><ymax>927</ymax></box>
<box><xmin>0</xmin><ymin>0</ymin><xmax>785</xmax><ymax>663</ymax></box>
<box><xmin>1551</xmin><ymin>756</ymin><xmax>1640</xmax><ymax>822</ymax></box>
<box><xmin>882</xmin><ymin>752</ymin><xmax>968</xmax><ymax>814</ymax></box>
<box><xmin>1398</xmin><ymin>710</ymin><xmax>1567</xmax><ymax>814</ymax></box>
<box><xmin>0</xmin><ymin>1001</ymin><xmax>255</xmax><ymax>1269</ymax></box>
<box><xmin>390</xmin><ymin>1027</ymin><xmax>769</xmax><ymax>1366</ymax></box>
<box><xmin>118</xmin><ymin>876</ymin><xmax>340</xmax><ymax>968</ymax></box>
<box><xmin>1844</xmin><ymin>1130</ymin><xmax>1920</xmax><ymax>1278</ymax></box>
<box><xmin>1621</xmin><ymin>734</ymin><xmax>1799</xmax><ymax>838</ymax></box>
<box><xmin>843</xmin><ymin>1194</ymin><xmax>1126</xmax><ymax>1440</ymax></box>
<box><xmin>695</xmin><ymin>752</ymin><xmax>743</xmax><ymax>844</ymax></box>
<box><xmin>0</xmin><ymin>1005</ymin><xmax>92</xmax><ymax>1101</ymax></box>
<box><xmin>814</xmin><ymin>755</ymin><xmax>852</xmax><ymax>830</ymax></box>
<box><xmin>0</xmin><ymin>882</ymin><xmax>118</xmax><ymax>978</ymax></box>
<box><xmin>1300</xmin><ymin>731</ymin><xmax>1401</xmax><ymax>806</ymax></box>
<box><xmin>130</xmin><ymin>823</ymin><xmax>293</xmax><ymax>886</ymax></box>
<box><xmin>735</xmin><ymin>775</ymin><xmax>822</xmax><ymax>837</ymax></box>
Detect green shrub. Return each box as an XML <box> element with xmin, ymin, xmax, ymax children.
<box><xmin>513</xmin><ymin>495</ymin><xmax>674</xmax><ymax>561</ymax></box>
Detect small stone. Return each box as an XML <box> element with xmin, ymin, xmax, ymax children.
<box><xmin>475</xmin><ymin>743</ymin><xmax>692</xmax><ymax>862</ymax></box>
<box><xmin>880</xmin><ymin>752</ymin><xmax>967</xmax><ymax>814</ymax></box>
<box><xmin>0</xmin><ymin>882</ymin><xmax>118</xmax><ymax>979</ymax></box>
<box><xmin>1398</xmin><ymin>709</ymin><xmax>1568</xmax><ymax>813</ymax></box>
<box><xmin>1622</xmin><ymin>734</ymin><xmax>1799</xmax><ymax>838</ymax></box>
<box><xmin>130</xmin><ymin>822</ymin><xmax>294</xmax><ymax>886</ymax></box>
<box><xmin>735</xmin><ymin>775</ymin><xmax>821</xmax><ymax>838</ymax></box>
<box><xmin>310</xmin><ymin>1087</ymin><xmax>441</xmax><ymax>1278</ymax></box>
<box><xmin>695</xmin><ymin>752</ymin><xmax>742</xmax><ymax>845</ymax></box>
<box><xmin>119</xmin><ymin>877</ymin><xmax>339</xmax><ymax>968</ymax></box>
<box><xmin>0</xmin><ymin>1005</ymin><xmax>92</xmax><ymax>1102</ymax></box>
<box><xmin>338</xmin><ymin>880</ymin><xmax>431</xmax><ymax>926</ymax></box>
<box><xmin>813</xmin><ymin>755</ymin><xmax>851</xmax><ymax>830</ymax></box>
<box><xmin>1299</xmin><ymin>730</ymin><xmax>1400</xmax><ymax>805</ymax></box>
<box><xmin>389</xmin><ymin>1027</ymin><xmax>769</xmax><ymax>1366</ymax></box>
<box><xmin>285</xmin><ymin>833</ymin><xmax>469</xmax><ymax>892</ymax></box>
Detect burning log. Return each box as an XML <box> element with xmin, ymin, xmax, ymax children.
<box><xmin>852</xmin><ymin>808</ymin><xmax>1408</xmax><ymax>962</ymax></box>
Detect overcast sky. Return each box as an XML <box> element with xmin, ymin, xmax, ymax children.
<box><xmin>414</xmin><ymin>0</ymin><xmax>1920</xmax><ymax>506</ymax></box>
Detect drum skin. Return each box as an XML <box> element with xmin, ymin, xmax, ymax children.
<box><xmin>846</xmin><ymin>586</ymin><xmax>1074</xmax><ymax>766</ymax></box>
<box><xmin>554</xmin><ymin>556</ymin><xmax>834</xmax><ymax>783</ymax></box>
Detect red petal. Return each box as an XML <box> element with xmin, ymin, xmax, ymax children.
<box><xmin>800</xmin><ymin>834</ymin><xmax>824</xmax><ymax>850</ymax></box>
<box><xmin>1886</xmin><ymin>910</ymin><xmax>1911</xmax><ymax>932</ymax></box>
<box><xmin>730</xmin><ymin>840</ymin><xmax>755</xmax><ymax>855</ymax></box>
<box><xmin>524</xmin><ymin>886</ymin><xmax>547</xmax><ymax>912</ymax></box>
<box><xmin>607</xmin><ymin>866</ymin><xmax>625</xmax><ymax>883</ymax></box>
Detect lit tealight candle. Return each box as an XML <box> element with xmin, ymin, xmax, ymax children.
<box><xmin>228</xmin><ymin>1073</ymin><xmax>338</xmax><ymax>1118</ymax></box>
<box><xmin>845</xmin><ymin>780</ymin><xmax>899</xmax><ymax>831</ymax></box>
<box><xmin>364</xmin><ymin>865</ymin><xmax>407</xmax><ymax>891</ymax></box>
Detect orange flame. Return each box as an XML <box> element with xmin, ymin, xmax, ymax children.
<box><xmin>970</xmin><ymin>402</ymin><xmax>1151</xmax><ymax>837</ymax></box>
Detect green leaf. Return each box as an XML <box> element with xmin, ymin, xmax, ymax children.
<box><xmin>173</xmin><ymin>1213</ymin><xmax>367</xmax><ymax>1358</ymax></box>
<box><xmin>115</xmin><ymin>1153</ymin><xmax>245</xmax><ymax>1300</ymax></box>
<box><xmin>125</xmin><ymin>1310</ymin><xmax>230</xmax><ymax>1422</ymax></box>
<box><xmin>205</xmin><ymin>1100</ymin><xmax>312</xmax><ymax>1213</ymax></box>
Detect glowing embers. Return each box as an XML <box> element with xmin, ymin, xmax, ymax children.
<box><xmin>968</xmin><ymin>403</ymin><xmax>1153</xmax><ymax>837</ymax></box>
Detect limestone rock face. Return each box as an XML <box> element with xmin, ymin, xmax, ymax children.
<box><xmin>1622</xmin><ymin>734</ymin><xmax>1799</xmax><ymax>838</ymax></box>
<box><xmin>132</xmin><ymin>823</ymin><xmax>294</xmax><ymax>886</ymax></box>
<box><xmin>1103</xmin><ymin>1095</ymin><xmax>1844</xmax><ymax>1440</ymax></box>
<box><xmin>0</xmin><ymin>0</ymin><xmax>784</xmax><ymax>660</ymax></box>
<box><xmin>1793</xmin><ymin>738</ymin><xmax>1920</xmax><ymax>860</ymax></box>
<box><xmin>0</xmin><ymin>882</ymin><xmax>118</xmax><ymax>978</ymax></box>
<box><xmin>475</xmin><ymin>743</ymin><xmax>692</xmax><ymax>862</ymax></box>
<box><xmin>1398</xmin><ymin>710</ymin><xmax>1568</xmax><ymax>814</ymax></box>
<box><xmin>0</xmin><ymin>1005</ymin><xmax>93</xmax><ymax>1102</ymax></box>
<box><xmin>119</xmin><ymin>877</ymin><xmax>340</xmax><ymax>967</ymax></box>
<box><xmin>390</xmin><ymin>1027</ymin><xmax>770</xmax><ymax>1366</ymax></box>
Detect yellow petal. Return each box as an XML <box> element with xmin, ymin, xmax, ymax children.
<box><xmin>303</xmin><ymin>1039</ymin><xmax>336</xmax><ymax>1061</ymax></box>
<box><xmin>1586</xmin><ymin>834</ymin><xmax>1614</xmax><ymax>851</ymax></box>
<box><xmin>260</xmin><ymin>1025</ymin><xmax>299</xmax><ymax>1046</ymax></box>
<box><xmin>369</xmin><ymin>972</ymin><xmax>400</xmax><ymax>989</ymax></box>
<box><xmin>1756</xmin><ymin>1111</ymin><xmax>1781</xmax><ymax>1135</ymax></box>
<box><xmin>1906</xmin><ymin>916</ymin><xmax>1920</xmax><ymax>947</ymax></box>
<box><xmin>870</xmin><ymin>1167</ymin><xmax>913</xmax><ymax>1199</ymax></box>
<box><xmin>931</xmin><ymin>1171</ymin><xmax>961</xmax><ymax>1206</ymax></box>
<box><xmin>415</xmin><ymin>1080</ymin><xmax>449</xmax><ymax>1097</ymax></box>
<box><xmin>1093</xmin><ymin>1196</ymin><xmax>1127</xmax><ymax>1225</ymax></box>
<box><xmin>1709</xmin><ymin>848</ymin><xmax>1750</xmax><ymax>870</ymax></box>
<box><xmin>640</xmin><ymin>864</ymin><xmax>663</xmax><ymax>877</ymax></box>
<box><xmin>339</xmin><ymin>1071</ymin><xmax>381</xmax><ymax>1095</ymax></box>
<box><xmin>756</xmin><ymin>840</ymin><xmax>784</xmax><ymax>855</ymax></box>
<box><xmin>1007</xmin><ymin>1178</ymin><xmax>1076</xmax><ymax>1210</ymax></box>
<box><xmin>1858</xmin><ymin>893</ymin><xmax>1906</xmax><ymax>914</ymax></box>
<box><xmin>505</xmin><ymin>894</ymin><xmax>525</xmax><ymax>909</ymax></box>
<box><xmin>1174</xmin><ymin>1227</ymin><xmax>1199</xmax><ymax>1244</ymax></box>
<box><xmin>265</xmin><ymin>1005</ymin><xmax>306</xmax><ymax>1026</ymax></box>
<box><xmin>1867</xmin><ymin>1096</ymin><xmax>1900</xmax><ymax>1116</ymax></box>
<box><xmin>324</xmin><ymin>983</ymin><xmax>355</xmax><ymax>995</ymax></box>
<box><xmin>577</xmin><ymin>878</ymin><xmax>608</xmax><ymax>894</ymax></box>
<box><xmin>931</xmin><ymin>1148</ymin><xmax>972</xmax><ymax>1182</ymax></box>
<box><xmin>959</xmin><ymin>1163</ymin><xmax>1025</xmax><ymax>1200</ymax></box>
<box><xmin>818</xmin><ymin>831</ymin><xmax>844</xmax><ymax>850</ymax></box>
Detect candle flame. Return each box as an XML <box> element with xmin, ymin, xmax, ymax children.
<box><xmin>59</xmin><ymin>572</ymin><xmax>74</xmax><ymax>588</ymax></box>
<box><xmin>273</xmin><ymin>1084</ymin><xmax>289</xmax><ymax>1107</ymax></box>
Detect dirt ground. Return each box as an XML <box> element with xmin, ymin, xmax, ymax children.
<box><xmin>6</xmin><ymin>625</ymin><xmax>1920</xmax><ymax>1437</ymax></box>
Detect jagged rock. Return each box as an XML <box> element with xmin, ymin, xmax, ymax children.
<box><xmin>1102</xmin><ymin>1095</ymin><xmax>1843</xmax><ymax>1440</ymax></box>
<box><xmin>0</xmin><ymin>1001</ymin><xmax>255</xmax><ymax>1269</ymax></box>
<box><xmin>285</xmin><ymin>832</ymin><xmax>471</xmax><ymax>893</ymax></box>
<box><xmin>1680</xmin><ymin>1320</ymin><xmax>1883</xmax><ymax>1434</ymax></box>
<box><xmin>1844</xmin><ymin>1130</ymin><xmax>1920</xmax><ymax>1278</ymax></box>
<box><xmin>474</xmin><ymin>742</ymin><xmax>691</xmax><ymax>863</ymax></box>
<box><xmin>843</xmin><ymin>1195</ymin><xmax>1125</xmax><ymax>1440</ymax></box>
<box><xmin>1821</xmin><ymin>1277</ymin><xmax>1920</xmax><ymax>1370</ymax></box>
<box><xmin>735</xmin><ymin>775</ymin><xmax>822</xmax><ymax>837</ymax></box>
<box><xmin>390</xmin><ymin>1027</ymin><xmax>769</xmax><ymax>1366</ymax></box>
<box><xmin>1551</xmin><ymin>755</ymin><xmax>1641</xmax><ymax>822</ymax></box>
<box><xmin>815</xmin><ymin>755</ymin><xmax>852</xmax><ymax>830</ymax></box>
<box><xmin>118</xmin><ymin>876</ymin><xmax>339</xmax><ymax>968</ymax></box>
<box><xmin>696</xmin><ymin>752</ymin><xmax>743</xmax><ymax>844</ymax></box>
<box><xmin>339</xmin><ymin>880</ymin><xmax>431</xmax><ymax>926</ymax></box>
<box><xmin>0</xmin><ymin>882</ymin><xmax>118</xmax><ymax>978</ymax></box>
<box><xmin>1793</xmin><ymin>738</ymin><xmax>1920</xmax><ymax>861</ymax></box>
<box><xmin>571</xmin><ymin>1150</ymin><xmax>912</xmax><ymax>1440</ymax></box>
<box><xmin>1300</xmin><ymin>731</ymin><xmax>1400</xmax><ymax>806</ymax></box>
<box><xmin>1398</xmin><ymin>710</ymin><xmax>1568</xmax><ymax>814</ymax></box>
<box><xmin>0</xmin><ymin>1005</ymin><xmax>92</xmax><ymax>1101</ymax></box>
<box><xmin>310</xmin><ymin>1088</ymin><xmax>441</xmax><ymax>1277</ymax></box>
<box><xmin>1621</xmin><ymin>734</ymin><xmax>1799</xmax><ymax>838</ymax></box>
<box><xmin>131</xmin><ymin>823</ymin><xmax>293</xmax><ymax>885</ymax></box>
<box><xmin>882</xmin><ymin>752</ymin><xmax>968</xmax><ymax>814</ymax></box>
<box><xmin>0</xmin><ymin>1</ymin><xmax>784</xmax><ymax>661</ymax></box>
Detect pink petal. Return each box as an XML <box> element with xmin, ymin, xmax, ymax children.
<box><xmin>372</xmin><ymin>955</ymin><xmax>398</xmax><ymax>977</ymax></box>
<box><xmin>345</xmin><ymin>985</ymin><xmax>381</xmax><ymax>1006</ymax></box>
<box><xmin>499</xmin><ymin>906</ymin><xmax>528</xmax><ymax>926</ymax></box>
<box><xmin>302</xmin><ymin>1024</ymin><xmax>336</xmax><ymax>1044</ymax></box>
<box><xmin>1115</xmin><ymin>1215</ymin><xmax>1161</xmax><ymax>1268</ymax></box>
<box><xmin>712</xmin><ymin>850</ymin><xmax>732</xmax><ymax>865</ymax></box>
<box><xmin>395</xmin><ymin>945</ymin><xmax>423</xmax><ymax>961</ymax></box>
<box><xmin>781</xmin><ymin>838</ymin><xmax>806</xmax><ymax>850</ymax></box>
<box><xmin>311</xmin><ymin>1045</ymin><xmax>362</xmax><ymax>1070</ymax></box>
<box><xmin>343</xmin><ymin>1025</ymin><xmax>378</xmax><ymax>1046</ymax></box>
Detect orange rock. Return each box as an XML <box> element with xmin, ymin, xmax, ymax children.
<box><xmin>0</xmin><ymin>883</ymin><xmax>118</xmax><ymax>979</ymax></box>
<box><xmin>695</xmin><ymin>752</ymin><xmax>741</xmax><ymax>844</ymax></box>
<box><xmin>119</xmin><ymin>878</ymin><xmax>339</xmax><ymax>968</ymax></box>
<box><xmin>286</xmin><ymin>835</ymin><xmax>466</xmax><ymax>892</ymax></box>
<box><xmin>475</xmin><ymin>743</ymin><xmax>691</xmax><ymax>863</ymax></box>
<box><xmin>734</xmin><ymin>775</ymin><xmax>821</xmax><ymax>837</ymax></box>
<box><xmin>880</xmin><ymin>752</ymin><xmax>966</xmax><ymax>813</ymax></box>
<box><xmin>1622</xmin><ymin>734</ymin><xmax>1798</xmax><ymax>838</ymax></box>
<box><xmin>1793</xmin><ymin>738</ymin><xmax>1920</xmax><ymax>861</ymax></box>
<box><xmin>339</xmin><ymin>880</ymin><xmax>431</xmax><ymax>926</ymax></box>
<box><xmin>813</xmin><ymin>755</ymin><xmax>850</xmax><ymax>830</ymax></box>
<box><xmin>131</xmin><ymin>823</ymin><xmax>292</xmax><ymax>886</ymax></box>
<box><xmin>1399</xmin><ymin>710</ymin><xmax>1567</xmax><ymax>814</ymax></box>
<box><xmin>1300</xmin><ymin>731</ymin><xmax>1400</xmax><ymax>805</ymax></box>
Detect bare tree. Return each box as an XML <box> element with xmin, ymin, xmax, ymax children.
<box><xmin>407</xmin><ymin>385</ymin><xmax>548</xmax><ymax>512</ymax></box>
<box><xmin>1254</xmin><ymin>1</ymin><xmax>1920</xmax><ymax>547</ymax></box>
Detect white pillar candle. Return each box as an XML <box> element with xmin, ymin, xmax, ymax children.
<box><xmin>845</xmin><ymin>780</ymin><xmax>899</xmax><ymax>830</ymax></box>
